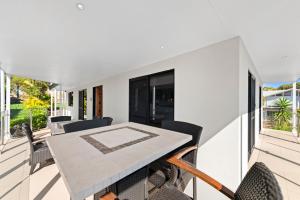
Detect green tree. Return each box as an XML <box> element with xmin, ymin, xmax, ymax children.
<box><xmin>11</xmin><ymin>76</ymin><xmax>51</xmax><ymax>102</ymax></box>
<box><xmin>263</xmin><ymin>87</ymin><xmax>276</xmax><ymax>91</ymax></box>
<box><xmin>276</xmin><ymin>82</ymin><xmax>300</xmax><ymax>90</ymax></box>
<box><xmin>11</xmin><ymin>76</ymin><xmax>28</xmax><ymax>99</ymax></box>
<box><xmin>273</xmin><ymin>97</ymin><xmax>292</xmax><ymax>131</ymax></box>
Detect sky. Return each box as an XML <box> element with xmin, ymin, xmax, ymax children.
<box><xmin>263</xmin><ymin>79</ymin><xmax>300</xmax><ymax>88</ymax></box>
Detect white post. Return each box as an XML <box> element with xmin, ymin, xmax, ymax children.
<box><xmin>50</xmin><ymin>90</ymin><xmax>53</xmax><ymax>116</ymax></box>
<box><xmin>63</xmin><ymin>91</ymin><xmax>67</xmax><ymax>115</ymax></box>
<box><xmin>63</xmin><ymin>91</ymin><xmax>66</xmax><ymax>115</ymax></box>
<box><xmin>60</xmin><ymin>89</ymin><xmax>63</xmax><ymax>115</ymax></box>
<box><xmin>54</xmin><ymin>88</ymin><xmax>57</xmax><ymax>116</ymax></box>
<box><xmin>292</xmin><ymin>82</ymin><xmax>297</xmax><ymax>136</ymax></box>
<box><xmin>5</xmin><ymin>75</ymin><xmax>10</xmax><ymax>139</ymax></box>
<box><xmin>0</xmin><ymin>69</ymin><xmax>5</xmax><ymax>144</ymax></box>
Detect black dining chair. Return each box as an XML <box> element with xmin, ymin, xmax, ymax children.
<box><xmin>22</xmin><ymin>123</ymin><xmax>53</xmax><ymax>174</ymax></box>
<box><xmin>63</xmin><ymin>118</ymin><xmax>109</xmax><ymax>133</ymax></box>
<box><xmin>102</xmin><ymin>117</ymin><xmax>113</xmax><ymax>125</ymax></box>
<box><xmin>50</xmin><ymin>116</ymin><xmax>71</xmax><ymax>123</ymax></box>
<box><xmin>100</xmin><ymin>158</ymin><xmax>282</xmax><ymax>200</ymax></box>
<box><xmin>148</xmin><ymin>120</ymin><xmax>203</xmax><ymax>199</ymax></box>
<box><xmin>148</xmin><ymin>157</ymin><xmax>283</xmax><ymax>200</ymax></box>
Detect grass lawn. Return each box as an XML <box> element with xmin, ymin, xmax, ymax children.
<box><xmin>11</xmin><ymin>103</ymin><xmax>30</xmax><ymax>119</ymax></box>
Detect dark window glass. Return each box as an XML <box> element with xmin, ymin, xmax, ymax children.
<box><xmin>68</xmin><ymin>92</ymin><xmax>73</xmax><ymax>106</ymax></box>
<box><xmin>284</xmin><ymin>91</ymin><xmax>291</xmax><ymax>96</ymax></box>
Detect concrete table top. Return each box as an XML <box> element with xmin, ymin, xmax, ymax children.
<box><xmin>49</xmin><ymin>120</ymin><xmax>79</xmax><ymax>136</ymax></box>
<box><xmin>46</xmin><ymin>122</ymin><xmax>192</xmax><ymax>200</ymax></box>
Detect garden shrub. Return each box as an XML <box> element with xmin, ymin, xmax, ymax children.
<box><xmin>10</xmin><ymin>104</ymin><xmax>48</xmax><ymax>131</ymax></box>
<box><xmin>23</xmin><ymin>97</ymin><xmax>48</xmax><ymax>109</ymax></box>
<box><xmin>273</xmin><ymin>97</ymin><xmax>292</xmax><ymax>131</ymax></box>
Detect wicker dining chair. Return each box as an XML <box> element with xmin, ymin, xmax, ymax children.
<box><xmin>102</xmin><ymin>117</ymin><xmax>113</xmax><ymax>125</ymax></box>
<box><xmin>94</xmin><ymin>167</ymin><xmax>148</xmax><ymax>200</ymax></box>
<box><xmin>50</xmin><ymin>116</ymin><xmax>72</xmax><ymax>122</ymax></box>
<box><xmin>63</xmin><ymin>118</ymin><xmax>109</xmax><ymax>133</ymax></box>
<box><xmin>148</xmin><ymin>120</ymin><xmax>203</xmax><ymax>199</ymax></box>
<box><xmin>100</xmin><ymin>147</ymin><xmax>282</xmax><ymax>200</ymax></box>
<box><xmin>22</xmin><ymin>123</ymin><xmax>53</xmax><ymax>174</ymax></box>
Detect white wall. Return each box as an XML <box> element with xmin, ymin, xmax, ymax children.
<box><xmin>238</xmin><ymin>39</ymin><xmax>263</xmax><ymax>178</ymax></box>
<box><xmin>67</xmin><ymin>37</ymin><xmax>262</xmax><ymax>199</ymax></box>
<box><xmin>87</xmin><ymin>87</ymin><xmax>93</xmax><ymax>119</ymax></box>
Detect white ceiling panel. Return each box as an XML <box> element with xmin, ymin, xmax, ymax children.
<box><xmin>0</xmin><ymin>0</ymin><xmax>299</xmax><ymax>87</ymax></box>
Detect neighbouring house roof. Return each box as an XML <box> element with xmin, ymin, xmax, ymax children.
<box><xmin>263</xmin><ymin>89</ymin><xmax>289</xmax><ymax>97</ymax></box>
<box><xmin>263</xmin><ymin>88</ymin><xmax>300</xmax><ymax>97</ymax></box>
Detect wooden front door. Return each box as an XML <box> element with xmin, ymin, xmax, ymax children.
<box><xmin>93</xmin><ymin>86</ymin><xmax>103</xmax><ymax>118</ymax></box>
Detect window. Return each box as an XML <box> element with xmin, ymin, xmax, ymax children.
<box><xmin>284</xmin><ymin>91</ymin><xmax>291</xmax><ymax>96</ymax></box>
<box><xmin>68</xmin><ymin>92</ymin><xmax>73</xmax><ymax>106</ymax></box>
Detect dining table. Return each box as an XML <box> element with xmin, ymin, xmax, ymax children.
<box><xmin>46</xmin><ymin>122</ymin><xmax>192</xmax><ymax>200</ymax></box>
<box><xmin>49</xmin><ymin>120</ymin><xmax>80</xmax><ymax>135</ymax></box>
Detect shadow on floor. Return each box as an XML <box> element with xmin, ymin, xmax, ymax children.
<box><xmin>260</xmin><ymin>133</ymin><xmax>299</xmax><ymax>144</ymax></box>
<box><xmin>0</xmin><ymin>178</ymin><xmax>28</xmax><ymax>199</ymax></box>
<box><xmin>0</xmin><ymin>150</ymin><xmax>26</xmax><ymax>164</ymax></box>
<box><xmin>266</xmin><ymin>141</ymin><xmax>300</xmax><ymax>154</ymax></box>
<box><xmin>33</xmin><ymin>173</ymin><xmax>61</xmax><ymax>200</ymax></box>
<box><xmin>1</xmin><ymin>141</ymin><xmax>28</xmax><ymax>154</ymax></box>
<box><xmin>0</xmin><ymin>160</ymin><xmax>29</xmax><ymax>179</ymax></box>
<box><xmin>254</xmin><ymin>147</ymin><xmax>300</xmax><ymax>167</ymax></box>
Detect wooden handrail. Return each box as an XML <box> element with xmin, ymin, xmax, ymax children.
<box><xmin>166</xmin><ymin>146</ymin><xmax>235</xmax><ymax>199</ymax></box>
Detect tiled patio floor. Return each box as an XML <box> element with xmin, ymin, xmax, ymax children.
<box><xmin>249</xmin><ymin>129</ymin><xmax>300</xmax><ymax>200</ymax></box>
<box><xmin>1</xmin><ymin>128</ymin><xmax>299</xmax><ymax>199</ymax></box>
<box><xmin>0</xmin><ymin>137</ymin><xmax>30</xmax><ymax>200</ymax></box>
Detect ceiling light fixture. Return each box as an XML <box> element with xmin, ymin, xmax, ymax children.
<box><xmin>76</xmin><ymin>3</ymin><xmax>85</xmax><ymax>11</ymax></box>
<box><xmin>160</xmin><ymin>46</ymin><xmax>164</xmax><ymax>49</ymax></box>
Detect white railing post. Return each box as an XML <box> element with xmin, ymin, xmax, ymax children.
<box><xmin>292</xmin><ymin>82</ymin><xmax>298</xmax><ymax>136</ymax></box>
<box><xmin>60</xmin><ymin>88</ymin><xmax>63</xmax><ymax>116</ymax></box>
<box><xmin>29</xmin><ymin>109</ymin><xmax>33</xmax><ymax>131</ymax></box>
<box><xmin>5</xmin><ymin>74</ymin><xmax>11</xmax><ymax>139</ymax></box>
<box><xmin>0</xmin><ymin>69</ymin><xmax>4</xmax><ymax>144</ymax></box>
<box><xmin>54</xmin><ymin>88</ymin><xmax>57</xmax><ymax>116</ymax></box>
<box><xmin>50</xmin><ymin>90</ymin><xmax>53</xmax><ymax>116</ymax></box>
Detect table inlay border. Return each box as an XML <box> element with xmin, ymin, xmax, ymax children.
<box><xmin>80</xmin><ymin>126</ymin><xmax>158</xmax><ymax>154</ymax></box>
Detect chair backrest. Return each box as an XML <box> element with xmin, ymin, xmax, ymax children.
<box><xmin>234</xmin><ymin>162</ymin><xmax>283</xmax><ymax>200</ymax></box>
<box><xmin>161</xmin><ymin>120</ymin><xmax>203</xmax><ymax>148</ymax></box>
<box><xmin>102</xmin><ymin>117</ymin><xmax>113</xmax><ymax>125</ymax></box>
<box><xmin>63</xmin><ymin>119</ymin><xmax>108</xmax><ymax>133</ymax></box>
<box><xmin>50</xmin><ymin>116</ymin><xmax>71</xmax><ymax>123</ymax></box>
<box><xmin>22</xmin><ymin>123</ymin><xmax>34</xmax><ymax>142</ymax></box>
<box><xmin>161</xmin><ymin>120</ymin><xmax>203</xmax><ymax>193</ymax></box>
<box><xmin>22</xmin><ymin>123</ymin><xmax>35</xmax><ymax>157</ymax></box>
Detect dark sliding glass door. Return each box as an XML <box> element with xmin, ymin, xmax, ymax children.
<box><xmin>129</xmin><ymin>76</ymin><xmax>149</xmax><ymax>124</ymax></box>
<box><xmin>129</xmin><ymin>70</ymin><xmax>174</xmax><ymax>127</ymax></box>
<box><xmin>248</xmin><ymin>72</ymin><xmax>256</xmax><ymax>159</ymax></box>
<box><xmin>149</xmin><ymin>72</ymin><xmax>174</xmax><ymax>126</ymax></box>
<box><xmin>78</xmin><ymin>89</ymin><xmax>87</xmax><ymax>120</ymax></box>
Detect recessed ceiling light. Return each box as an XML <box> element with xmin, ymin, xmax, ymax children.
<box><xmin>76</xmin><ymin>3</ymin><xmax>85</xmax><ymax>11</ymax></box>
<box><xmin>160</xmin><ymin>46</ymin><xmax>164</xmax><ymax>49</ymax></box>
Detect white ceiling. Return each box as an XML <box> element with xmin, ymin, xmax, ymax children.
<box><xmin>0</xmin><ymin>0</ymin><xmax>299</xmax><ymax>88</ymax></box>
